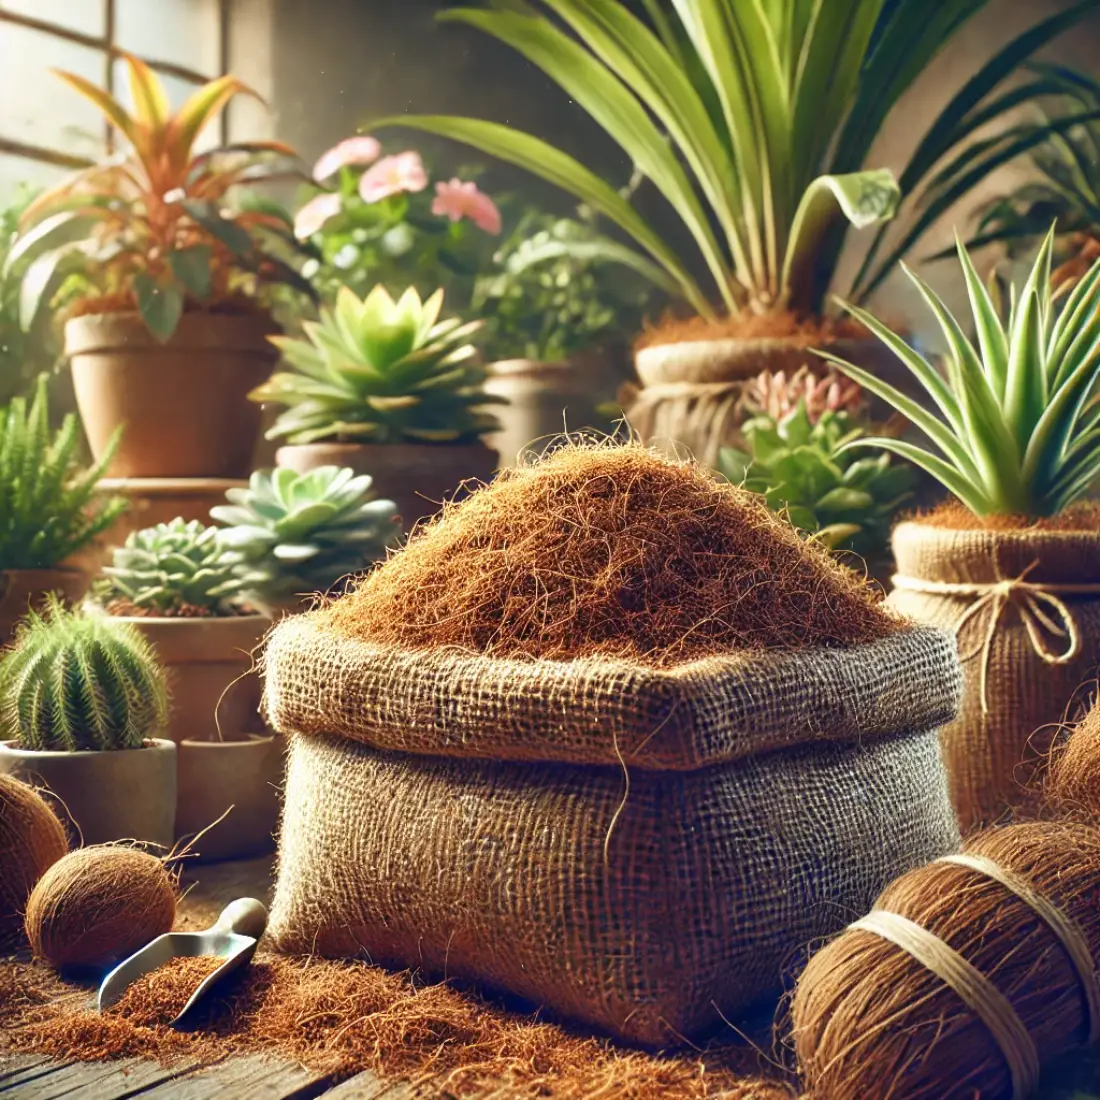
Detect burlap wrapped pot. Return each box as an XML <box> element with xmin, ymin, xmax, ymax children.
<box><xmin>890</xmin><ymin>521</ymin><xmax>1100</xmax><ymax>833</ymax></box>
<box><xmin>263</xmin><ymin>613</ymin><xmax>962</xmax><ymax>1046</ymax></box>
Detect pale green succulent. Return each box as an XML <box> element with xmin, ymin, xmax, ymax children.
<box><xmin>211</xmin><ymin>465</ymin><xmax>398</xmax><ymax>603</ymax></box>
<box><xmin>0</xmin><ymin>595</ymin><xmax>168</xmax><ymax>751</ymax></box>
<box><xmin>252</xmin><ymin>284</ymin><xmax>504</xmax><ymax>445</ymax></box>
<box><xmin>100</xmin><ymin>518</ymin><xmax>248</xmax><ymax>614</ymax></box>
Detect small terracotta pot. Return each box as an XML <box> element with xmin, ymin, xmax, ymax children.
<box><xmin>176</xmin><ymin>733</ymin><xmax>283</xmax><ymax>860</ymax></box>
<box><xmin>66</xmin><ymin>311</ymin><xmax>279</xmax><ymax>479</ymax></box>
<box><xmin>107</xmin><ymin>613</ymin><xmax>270</xmax><ymax>746</ymax></box>
<box><xmin>275</xmin><ymin>441</ymin><xmax>498</xmax><ymax>531</ymax></box>
<box><xmin>0</xmin><ymin>738</ymin><xmax>177</xmax><ymax>847</ymax></box>
<box><xmin>0</xmin><ymin>568</ymin><xmax>88</xmax><ymax>642</ymax></box>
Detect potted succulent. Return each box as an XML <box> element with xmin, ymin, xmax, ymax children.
<box><xmin>824</xmin><ymin>231</ymin><xmax>1100</xmax><ymax>832</ymax></box>
<box><xmin>91</xmin><ymin>518</ymin><xmax>274</xmax><ymax>858</ymax></box>
<box><xmin>717</xmin><ymin>368</ymin><xmax>917</xmax><ymax>582</ymax></box>
<box><xmin>476</xmin><ymin>207</ymin><xmax>654</xmax><ymax>465</ymax></box>
<box><xmin>251</xmin><ymin>284</ymin><xmax>504</xmax><ymax>529</ymax></box>
<box><xmin>211</xmin><ymin>465</ymin><xmax>398</xmax><ymax>616</ymax></box>
<box><xmin>7</xmin><ymin>53</ymin><xmax>313</xmax><ymax>479</ymax></box>
<box><xmin>384</xmin><ymin>1</ymin><xmax>1098</xmax><ymax>461</ymax></box>
<box><xmin>0</xmin><ymin>376</ymin><xmax>126</xmax><ymax>640</ymax></box>
<box><xmin>0</xmin><ymin>597</ymin><xmax>175</xmax><ymax>846</ymax></box>
<box><xmin>294</xmin><ymin>137</ymin><xmax>501</xmax><ymax>310</ymax></box>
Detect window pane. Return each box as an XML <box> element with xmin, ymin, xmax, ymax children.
<box><xmin>0</xmin><ymin>154</ymin><xmax>72</xmax><ymax>208</ymax></box>
<box><xmin>115</xmin><ymin>0</ymin><xmax>219</xmax><ymax>75</ymax></box>
<box><xmin>0</xmin><ymin>0</ymin><xmax>105</xmax><ymax>37</ymax></box>
<box><xmin>0</xmin><ymin>23</ymin><xmax>106</xmax><ymax>160</ymax></box>
<box><xmin>111</xmin><ymin>58</ymin><xmax>222</xmax><ymax>152</ymax></box>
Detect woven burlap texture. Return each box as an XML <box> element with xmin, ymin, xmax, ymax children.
<box><xmin>264</xmin><ymin>618</ymin><xmax>962</xmax><ymax>1046</ymax></box>
<box><xmin>891</xmin><ymin>522</ymin><xmax>1100</xmax><ymax>833</ymax></box>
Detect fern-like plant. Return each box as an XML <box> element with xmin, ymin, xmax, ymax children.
<box><xmin>99</xmin><ymin>519</ymin><xmax>249</xmax><ymax>615</ymax></box>
<box><xmin>0</xmin><ymin>375</ymin><xmax>126</xmax><ymax>570</ymax></box>
<box><xmin>0</xmin><ymin>596</ymin><xmax>168</xmax><ymax>751</ymax></box>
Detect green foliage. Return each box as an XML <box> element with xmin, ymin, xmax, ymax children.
<box><xmin>0</xmin><ymin>375</ymin><xmax>126</xmax><ymax>570</ymax></box>
<box><xmin>718</xmin><ymin>404</ymin><xmax>916</xmax><ymax>560</ymax></box>
<box><xmin>0</xmin><ymin>595</ymin><xmax>168</xmax><ymax>752</ymax></box>
<box><xmin>472</xmin><ymin>209</ymin><xmax>654</xmax><ymax>362</ymax></box>
<box><xmin>211</xmin><ymin>466</ymin><xmax>397</xmax><ymax>603</ymax></box>
<box><xmin>100</xmin><ymin>519</ymin><xmax>247</xmax><ymax>614</ymax></box>
<box><xmin>253</xmin><ymin>284</ymin><xmax>504</xmax><ymax>445</ymax></box>
<box><xmin>824</xmin><ymin>229</ymin><xmax>1100</xmax><ymax>518</ymax></box>
<box><xmin>379</xmin><ymin>0</ymin><xmax>1098</xmax><ymax>317</ymax></box>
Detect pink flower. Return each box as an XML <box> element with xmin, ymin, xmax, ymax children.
<box><xmin>431</xmin><ymin>178</ymin><xmax>502</xmax><ymax>235</ymax></box>
<box><xmin>293</xmin><ymin>192</ymin><xmax>342</xmax><ymax>239</ymax></box>
<box><xmin>358</xmin><ymin>152</ymin><xmax>428</xmax><ymax>204</ymax></box>
<box><xmin>311</xmin><ymin>136</ymin><xmax>381</xmax><ymax>182</ymax></box>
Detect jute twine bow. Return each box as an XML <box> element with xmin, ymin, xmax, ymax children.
<box><xmin>892</xmin><ymin>560</ymin><xmax>1100</xmax><ymax>714</ymax></box>
<box><xmin>849</xmin><ymin>852</ymin><xmax>1100</xmax><ymax>1100</ymax></box>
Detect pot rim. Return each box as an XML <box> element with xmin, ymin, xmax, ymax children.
<box><xmin>179</xmin><ymin>732</ymin><xmax>274</xmax><ymax>750</ymax></box>
<box><xmin>0</xmin><ymin>737</ymin><xmax>176</xmax><ymax>759</ymax></box>
<box><xmin>894</xmin><ymin>518</ymin><xmax>1100</xmax><ymax>545</ymax></box>
<box><xmin>275</xmin><ymin>440</ymin><xmax>498</xmax><ymax>455</ymax></box>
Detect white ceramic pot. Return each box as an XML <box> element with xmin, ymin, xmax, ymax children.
<box><xmin>0</xmin><ymin>738</ymin><xmax>177</xmax><ymax>847</ymax></box>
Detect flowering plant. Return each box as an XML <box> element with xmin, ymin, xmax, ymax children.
<box><xmin>293</xmin><ymin>137</ymin><xmax>501</xmax><ymax>307</ymax></box>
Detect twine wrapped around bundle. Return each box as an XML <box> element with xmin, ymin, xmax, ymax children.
<box><xmin>792</xmin><ymin>821</ymin><xmax>1100</xmax><ymax>1100</ymax></box>
<box><xmin>889</xmin><ymin>522</ymin><xmax>1100</xmax><ymax>831</ymax></box>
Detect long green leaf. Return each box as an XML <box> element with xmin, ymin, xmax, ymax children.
<box><xmin>370</xmin><ymin>114</ymin><xmax>714</xmax><ymax>318</ymax></box>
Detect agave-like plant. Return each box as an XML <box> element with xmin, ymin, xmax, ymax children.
<box><xmin>377</xmin><ymin>0</ymin><xmax>1098</xmax><ymax>319</ymax></box>
<box><xmin>823</xmin><ymin>230</ymin><xmax>1100</xmax><ymax>518</ymax></box>
<box><xmin>212</xmin><ymin>466</ymin><xmax>398</xmax><ymax>604</ymax></box>
<box><xmin>5</xmin><ymin>53</ymin><xmax>313</xmax><ymax>341</ymax></box>
<box><xmin>253</xmin><ymin>284</ymin><xmax>504</xmax><ymax>444</ymax></box>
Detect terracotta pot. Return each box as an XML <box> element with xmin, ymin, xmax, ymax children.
<box><xmin>484</xmin><ymin>359</ymin><xmax>602</xmax><ymax>467</ymax></box>
<box><xmin>0</xmin><ymin>738</ymin><xmax>177</xmax><ymax>847</ymax></box>
<box><xmin>889</xmin><ymin>521</ymin><xmax>1100</xmax><ymax>831</ymax></box>
<box><xmin>0</xmin><ymin>568</ymin><xmax>88</xmax><ymax>641</ymax></box>
<box><xmin>275</xmin><ymin>441</ymin><xmax>498</xmax><ymax>532</ymax></box>
<box><xmin>176</xmin><ymin>733</ymin><xmax>283</xmax><ymax>860</ymax></box>
<box><xmin>107</xmin><ymin>613</ymin><xmax>270</xmax><ymax>746</ymax></box>
<box><xmin>627</xmin><ymin>334</ymin><xmax>908</xmax><ymax>467</ymax></box>
<box><xmin>66</xmin><ymin>311</ymin><xmax>279</xmax><ymax>479</ymax></box>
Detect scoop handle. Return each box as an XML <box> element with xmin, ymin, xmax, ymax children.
<box><xmin>212</xmin><ymin>897</ymin><xmax>268</xmax><ymax>941</ymax></box>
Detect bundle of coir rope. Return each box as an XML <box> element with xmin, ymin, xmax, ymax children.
<box><xmin>261</xmin><ymin>442</ymin><xmax>963</xmax><ymax>1045</ymax></box>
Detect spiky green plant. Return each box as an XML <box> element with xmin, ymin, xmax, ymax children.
<box><xmin>0</xmin><ymin>596</ymin><xmax>168</xmax><ymax>751</ymax></box>
<box><xmin>211</xmin><ymin>465</ymin><xmax>398</xmax><ymax>603</ymax></box>
<box><xmin>823</xmin><ymin>229</ymin><xmax>1100</xmax><ymax>518</ymax></box>
<box><xmin>252</xmin><ymin>285</ymin><xmax>504</xmax><ymax>445</ymax></box>
<box><xmin>718</xmin><ymin>404</ymin><xmax>916</xmax><ymax>559</ymax></box>
<box><xmin>99</xmin><ymin>519</ymin><xmax>248</xmax><ymax>615</ymax></box>
<box><xmin>0</xmin><ymin>375</ymin><xmax>126</xmax><ymax>570</ymax></box>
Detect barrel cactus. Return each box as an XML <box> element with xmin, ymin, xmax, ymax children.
<box><xmin>0</xmin><ymin>596</ymin><xmax>168</xmax><ymax>751</ymax></box>
<box><xmin>211</xmin><ymin>466</ymin><xmax>397</xmax><ymax>604</ymax></box>
<box><xmin>100</xmin><ymin>519</ymin><xmax>248</xmax><ymax>615</ymax></box>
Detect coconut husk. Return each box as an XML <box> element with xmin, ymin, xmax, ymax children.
<box><xmin>1047</xmin><ymin>703</ymin><xmax>1100</xmax><ymax>822</ymax></box>
<box><xmin>791</xmin><ymin>821</ymin><xmax>1100</xmax><ymax>1100</ymax></box>
<box><xmin>24</xmin><ymin>846</ymin><xmax>176</xmax><ymax>969</ymax></box>
<box><xmin>0</xmin><ymin>776</ymin><xmax>68</xmax><ymax>946</ymax></box>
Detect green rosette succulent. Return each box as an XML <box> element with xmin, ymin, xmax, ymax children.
<box><xmin>252</xmin><ymin>284</ymin><xmax>504</xmax><ymax>445</ymax></box>
<box><xmin>211</xmin><ymin>465</ymin><xmax>398</xmax><ymax>604</ymax></box>
<box><xmin>0</xmin><ymin>596</ymin><xmax>168</xmax><ymax>751</ymax></box>
<box><xmin>100</xmin><ymin>518</ymin><xmax>248</xmax><ymax>615</ymax></box>
<box><xmin>718</xmin><ymin>403</ymin><xmax>916</xmax><ymax>560</ymax></box>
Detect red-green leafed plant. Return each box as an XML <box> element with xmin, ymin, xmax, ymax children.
<box><xmin>5</xmin><ymin>53</ymin><xmax>315</xmax><ymax>341</ymax></box>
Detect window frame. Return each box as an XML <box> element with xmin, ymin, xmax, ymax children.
<box><xmin>0</xmin><ymin>0</ymin><xmax>230</xmax><ymax>171</ymax></box>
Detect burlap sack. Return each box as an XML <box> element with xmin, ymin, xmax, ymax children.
<box><xmin>891</xmin><ymin>522</ymin><xmax>1100</xmax><ymax>832</ymax></box>
<box><xmin>263</xmin><ymin>614</ymin><xmax>962</xmax><ymax>1046</ymax></box>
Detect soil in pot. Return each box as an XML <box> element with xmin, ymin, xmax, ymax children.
<box><xmin>275</xmin><ymin>441</ymin><xmax>498</xmax><ymax>532</ymax></box>
<box><xmin>176</xmin><ymin>733</ymin><xmax>283</xmax><ymax>860</ymax></box>
<box><xmin>0</xmin><ymin>569</ymin><xmax>88</xmax><ymax>643</ymax></box>
<box><xmin>0</xmin><ymin>739</ymin><xmax>177</xmax><ymax>847</ymax></box>
<box><xmin>66</xmin><ymin>309</ymin><xmax>279</xmax><ymax>479</ymax></box>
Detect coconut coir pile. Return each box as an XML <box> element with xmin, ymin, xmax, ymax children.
<box><xmin>0</xmin><ymin>953</ymin><xmax>795</xmax><ymax>1099</ymax></box>
<box><xmin>328</xmin><ymin>442</ymin><xmax>897</xmax><ymax>664</ymax></box>
<box><xmin>111</xmin><ymin>955</ymin><xmax>224</xmax><ymax>1027</ymax></box>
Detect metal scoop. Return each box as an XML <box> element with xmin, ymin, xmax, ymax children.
<box><xmin>97</xmin><ymin>897</ymin><xmax>268</xmax><ymax>1027</ymax></box>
